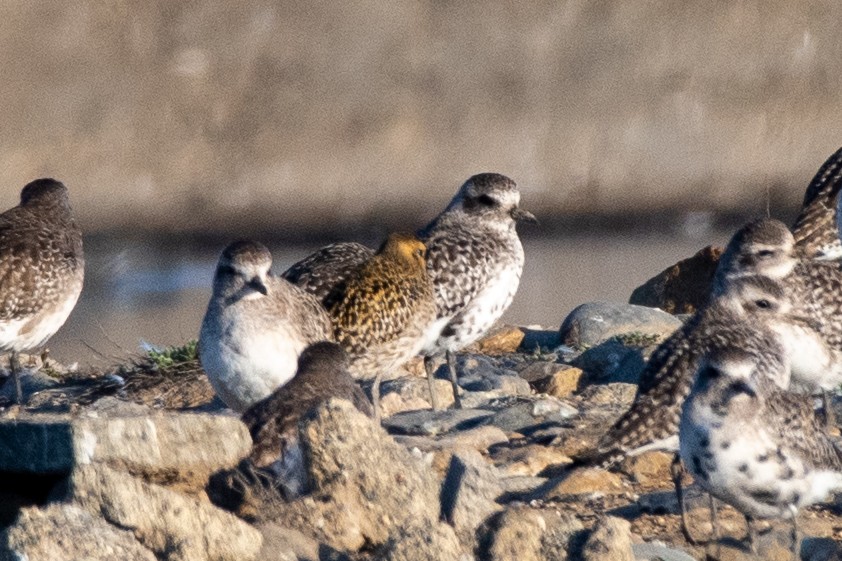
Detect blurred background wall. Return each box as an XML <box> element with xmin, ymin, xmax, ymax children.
<box><xmin>1</xmin><ymin>1</ymin><xmax>841</xmax><ymax>237</ymax></box>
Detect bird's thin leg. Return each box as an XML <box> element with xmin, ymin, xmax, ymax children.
<box><xmin>710</xmin><ymin>495</ymin><xmax>721</xmax><ymax>559</ymax></box>
<box><xmin>424</xmin><ymin>355</ymin><xmax>440</xmax><ymax>411</ymax></box>
<box><xmin>823</xmin><ymin>389</ymin><xmax>836</xmax><ymax>430</ymax></box>
<box><xmin>10</xmin><ymin>351</ymin><xmax>22</xmax><ymax>405</ymax></box>
<box><xmin>672</xmin><ymin>455</ymin><xmax>700</xmax><ymax>545</ymax></box>
<box><xmin>790</xmin><ymin>515</ymin><xmax>799</xmax><ymax>561</ymax></box>
<box><xmin>446</xmin><ymin>350</ymin><xmax>461</xmax><ymax>409</ymax></box>
<box><xmin>371</xmin><ymin>372</ymin><xmax>383</xmax><ymax>423</ymax></box>
<box><xmin>746</xmin><ymin>514</ymin><xmax>758</xmax><ymax>554</ymax></box>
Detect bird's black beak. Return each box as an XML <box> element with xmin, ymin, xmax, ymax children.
<box><xmin>249</xmin><ymin>277</ymin><xmax>268</xmax><ymax>295</ymax></box>
<box><xmin>511</xmin><ymin>207</ymin><xmax>538</xmax><ymax>224</ymax></box>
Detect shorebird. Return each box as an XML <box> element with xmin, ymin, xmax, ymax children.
<box><xmin>242</xmin><ymin>341</ymin><xmax>372</xmax><ymax>497</ymax></box>
<box><xmin>791</xmin><ymin>146</ymin><xmax>842</xmax><ymax>261</ymax></box>
<box><xmin>282</xmin><ymin>242</ymin><xmax>374</xmax><ymax>305</ymax></box>
<box><xmin>282</xmin><ymin>173</ymin><xmax>535</xmax><ymax>411</ymax></box>
<box><xmin>0</xmin><ymin>179</ymin><xmax>84</xmax><ymax>404</ymax></box>
<box><xmin>199</xmin><ymin>240</ymin><xmax>333</xmax><ymax>412</ymax></box>
<box><xmin>326</xmin><ymin>232</ymin><xmax>436</xmax><ymax>421</ymax></box>
<box><xmin>680</xmin><ymin>346</ymin><xmax>842</xmax><ymax>557</ymax></box>
<box><xmin>419</xmin><ymin>173</ymin><xmax>536</xmax><ymax>409</ymax></box>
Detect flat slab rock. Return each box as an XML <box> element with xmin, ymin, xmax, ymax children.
<box><xmin>383</xmin><ymin>408</ymin><xmax>494</xmax><ymax>436</ymax></box>
<box><xmin>0</xmin><ymin>411</ymin><xmax>251</xmax><ymax>476</ymax></box>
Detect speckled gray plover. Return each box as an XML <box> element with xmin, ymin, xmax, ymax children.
<box><xmin>578</xmin><ymin>270</ymin><xmax>834</xmax><ymax>468</ymax></box>
<box><xmin>326</xmin><ymin>232</ymin><xmax>436</xmax><ymax>421</ymax></box>
<box><xmin>199</xmin><ymin>240</ymin><xmax>334</xmax><ymax>413</ymax></box>
<box><xmin>680</xmin><ymin>346</ymin><xmax>842</xmax><ymax>556</ymax></box>
<box><xmin>242</xmin><ymin>341</ymin><xmax>372</xmax><ymax>496</ymax></box>
<box><xmin>418</xmin><ymin>173</ymin><xmax>536</xmax><ymax>409</ymax></box>
<box><xmin>0</xmin><ymin>179</ymin><xmax>84</xmax><ymax>404</ymax></box>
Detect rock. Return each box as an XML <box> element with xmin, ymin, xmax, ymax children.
<box><xmin>573</xmin><ymin>339</ymin><xmax>647</xmax><ymax>384</ymax></box>
<box><xmin>480</xmin><ymin>507</ymin><xmax>545</xmax><ymax>561</ymax></box>
<box><xmin>473</xmin><ymin>324</ymin><xmax>526</xmax><ymax>354</ymax></box>
<box><xmin>0</xmin><ymin>503</ymin><xmax>156</xmax><ymax>561</ymax></box>
<box><xmin>559</xmin><ymin>302</ymin><xmax>682</xmax><ymax>349</ymax></box>
<box><xmin>380</xmin><ymin>376</ymin><xmax>455</xmax><ymax>416</ymax></box>
<box><xmin>395</xmin><ymin>425</ymin><xmax>509</xmax><ymax>453</ymax></box>
<box><xmin>383</xmin><ymin>408</ymin><xmax>494</xmax><ymax>436</ymax></box>
<box><xmin>274</xmin><ymin>399</ymin><xmax>442</xmax><ymax>552</ymax></box>
<box><xmin>540</xmin><ymin>467</ymin><xmax>625</xmax><ymax>498</ymax></box>
<box><xmin>576</xmin><ymin>383</ymin><xmax>638</xmax><ymax>408</ymax></box>
<box><xmin>0</xmin><ymin>368</ymin><xmax>59</xmax><ymax>403</ymax></box>
<box><xmin>375</xmin><ymin>521</ymin><xmax>464</xmax><ymax>561</ymax></box>
<box><xmin>487</xmin><ymin>398</ymin><xmax>577</xmax><ymax>435</ymax></box>
<box><xmin>632</xmin><ymin>542</ymin><xmax>697</xmax><ymax>561</ymax></box>
<box><xmin>498</xmin><ymin>475</ymin><xmax>548</xmax><ymax>494</ymax></box>
<box><xmin>491</xmin><ymin>443</ymin><xmax>572</xmax><ymax>477</ymax></box>
<box><xmin>543</xmin><ymin>367</ymin><xmax>585</xmax><ymax>397</ymax></box>
<box><xmin>801</xmin><ymin>537</ymin><xmax>842</xmax><ymax>561</ymax></box>
<box><xmin>629</xmin><ymin>245</ymin><xmax>723</xmax><ymax>314</ymax></box>
<box><xmin>581</xmin><ymin>516</ymin><xmax>634</xmax><ymax>561</ymax></box>
<box><xmin>620</xmin><ymin>451</ymin><xmax>674</xmax><ymax>485</ymax></box>
<box><xmin>441</xmin><ymin>449</ymin><xmax>504</xmax><ymax>548</ymax></box>
<box><xmin>461</xmin><ymin>373</ymin><xmax>532</xmax><ymax>395</ymax></box>
<box><xmin>66</xmin><ymin>463</ymin><xmax>263</xmax><ymax>561</ymax></box>
<box><xmin>479</xmin><ymin>506</ymin><xmax>583</xmax><ymax>561</ymax></box>
<box><xmin>0</xmin><ymin>412</ymin><xmax>251</xmax><ymax>487</ymax></box>
<box><xmin>518</xmin><ymin>328</ymin><xmax>562</xmax><ymax>353</ymax></box>
<box><xmin>255</xmin><ymin>523</ymin><xmax>351</xmax><ymax>561</ymax></box>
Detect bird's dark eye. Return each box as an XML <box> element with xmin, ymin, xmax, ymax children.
<box><xmin>756</xmin><ymin>249</ymin><xmax>774</xmax><ymax>258</ymax></box>
<box><xmin>755</xmin><ymin>299</ymin><xmax>771</xmax><ymax>309</ymax></box>
<box><xmin>477</xmin><ymin>194</ymin><xmax>497</xmax><ymax>207</ymax></box>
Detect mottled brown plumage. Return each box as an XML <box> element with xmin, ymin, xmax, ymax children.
<box><xmin>281</xmin><ymin>242</ymin><xmax>374</xmax><ymax>305</ymax></box>
<box><xmin>243</xmin><ymin>341</ymin><xmax>372</xmax><ymax>469</ymax></box>
<box><xmin>0</xmin><ymin>179</ymin><xmax>84</xmax><ymax>403</ymax></box>
<box><xmin>327</xmin><ymin>232</ymin><xmax>436</xmax><ymax>420</ymax></box>
<box><xmin>791</xmin><ymin>146</ymin><xmax>842</xmax><ymax>261</ymax></box>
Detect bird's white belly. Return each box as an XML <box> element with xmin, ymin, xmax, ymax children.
<box><xmin>200</xmin><ymin>324</ymin><xmax>303</xmax><ymax>412</ymax></box>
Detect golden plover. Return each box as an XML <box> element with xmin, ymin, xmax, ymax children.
<box><xmin>327</xmin><ymin>232</ymin><xmax>436</xmax><ymax>421</ymax></box>
<box><xmin>199</xmin><ymin>240</ymin><xmax>333</xmax><ymax>412</ymax></box>
<box><xmin>0</xmin><ymin>179</ymin><xmax>84</xmax><ymax>404</ymax></box>
<box><xmin>680</xmin><ymin>346</ymin><xmax>842</xmax><ymax>556</ymax></box>
<box><xmin>242</xmin><ymin>341</ymin><xmax>372</xmax><ymax>496</ymax></box>
<box><xmin>419</xmin><ymin>173</ymin><xmax>536</xmax><ymax>409</ymax></box>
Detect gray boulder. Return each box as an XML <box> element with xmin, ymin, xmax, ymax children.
<box><xmin>559</xmin><ymin>302</ymin><xmax>681</xmax><ymax>348</ymax></box>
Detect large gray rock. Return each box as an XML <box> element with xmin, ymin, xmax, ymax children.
<box><xmin>374</xmin><ymin>521</ymin><xmax>465</xmax><ymax>561</ymax></box>
<box><xmin>383</xmin><ymin>408</ymin><xmax>494</xmax><ymax>436</ymax></box>
<box><xmin>67</xmin><ymin>463</ymin><xmax>263</xmax><ymax>561</ymax></box>
<box><xmin>0</xmin><ymin>411</ymin><xmax>251</xmax><ymax>484</ymax></box>
<box><xmin>559</xmin><ymin>302</ymin><xmax>681</xmax><ymax>348</ymax></box>
<box><xmin>0</xmin><ymin>503</ymin><xmax>156</xmax><ymax>561</ymax></box>
<box><xmin>441</xmin><ymin>449</ymin><xmax>504</xmax><ymax>548</ymax></box>
<box><xmin>272</xmin><ymin>399</ymin><xmax>443</xmax><ymax>552</ymax></box>
<box><xmin>581</xmin><ymin>516</ymin><xmax>634</xmax><ymax>561</ymax></box>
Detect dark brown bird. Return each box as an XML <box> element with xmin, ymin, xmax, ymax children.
<box><xmin>242</xmin><ymin>341</ymin><xmax>372</xmax><ymax>473</ymax></box>
<box><xmin>0</xmin><ymin>179</ymin><xmax>84</xmax><ymax>403</ymax></box>
<box><xmin>327</xmin><ymin>232</ymin><xmax>437</xmax><ymax>421</ymax></box>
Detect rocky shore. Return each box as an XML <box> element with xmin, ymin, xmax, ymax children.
<box><xmin>1</xmin><ymin>256</ymin><xmax>841</xmax><ymax>561</ymax></box>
